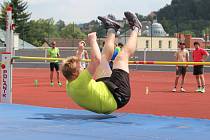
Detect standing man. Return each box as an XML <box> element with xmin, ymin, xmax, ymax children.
<box><xmin>47</xmin><ymin>41</ymin><xmax>62</xmax><ymax>87</ymax></box>
<box><xmin>76</xmin><ymin>41</ymin><xmax>89</xmax><ymax>69</ymax></box>
<box><xmin>172</xmin><ymin>42</ymin><xmax>189</xmax><ymax>92</ymax></box>
<box><xmin>192</xmin><ymin>42</ymin><xmax>209</xmax><ymax>93</ymax></box>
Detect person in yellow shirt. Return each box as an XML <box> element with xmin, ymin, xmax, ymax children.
<box><xmin>61</xmin><ymin>11</ymin><xmax>142</xmax><ymax>114</ymax></box>
<box><xmin>47</xmin><ymin>41</ymin><xmax>62</xmax><ymax>87</ymax></box>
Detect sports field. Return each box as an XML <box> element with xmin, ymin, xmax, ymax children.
<box><xmin>11</xmin><ymin>68</ymin><xmax>210</xmax><ymax>119</ymax></box>
<box><xmin>1</xmin><ymin>68</ymin><xmax>210</xmax><ymax>140</ymax></box>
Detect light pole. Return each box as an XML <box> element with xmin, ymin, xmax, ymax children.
<box><xmin>22</xmin><ymin>22</ymin><xmax>25</xmax><ymax>48</ymax></box>
<box><xmin>47</xmin><ymin>19</ymin><xmax>50</xmax><ymax>43</ymax></box>
<box><xmin>150</xmin><ymin>20</ymin><xmax>153</xmax><ymax>51</ymax></box>
<box><xmin>72</xmin><ymin>22</ymin><xmax>75</xmax><ymax>47</ymax></box>
<box><xmin>124</xmin><ymin>18</ymin><xmax>127</xmax><ymax>44</ymax></box>
<box><xmin>205</xmin><ymin>34</ymin><xmax>207</xmax><ymax>48</ymax></box>
<box><xmin>205</xmin><ymin>28</ymin><xmax>209</xmax><ymax>48</ymax></box>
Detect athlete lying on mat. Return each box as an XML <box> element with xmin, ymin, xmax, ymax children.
<box><xmin>61</xmin><ymin>11</ymin><xmax>142</xmax><ymax>114</ymax></box>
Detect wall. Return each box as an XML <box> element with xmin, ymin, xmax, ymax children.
<box><xmin>137</xmin><ymin>37</ymin><xmax>178</xmax><ymax>51</ymax></box>
<box><xmin>119</xmin><ymin>36</ymin><xmax>178</xmax><ymax>51</ymax></box>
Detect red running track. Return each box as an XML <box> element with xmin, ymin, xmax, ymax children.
<box><xmin>7</xmin><ymin>68</ymin><xmax>210</xmax><ymax>119</ymax></box>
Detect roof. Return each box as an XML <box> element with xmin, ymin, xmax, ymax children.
<box><xmin>192</xmin><ymin>38</ymin><xmax>205</xmax><ymax>42</ymax></box>
<box><xmin>0</xmin><ymin>29</ymin><xmax>37</xmax><ymax>49</ymax></box>
<box><xmin>44</xmin><ymin>38</ymin><xmax>87</xmax><ymax>48</ymax></box>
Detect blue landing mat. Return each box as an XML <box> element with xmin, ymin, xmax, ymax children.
<box><xmin>0</xmin><ymin>104</ymin><xmax>210</xmax><ymax>140</ymax></box>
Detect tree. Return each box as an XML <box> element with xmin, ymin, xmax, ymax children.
<box><xmin>107</xmin><ymin>14</ymin><xmax>116</xmax><ymax>20</ymax></box>
<box><xmin>60</xmin><ymin>23</ymin><xmax>86</xmax><ymax>39</ymax></box>
<box><xmin>135</xmin><ymin>13</ymin><xmax>147</xmax><ymax>21</ymax></box>
<box><xmin>82</xmin><ymin>20</ymin><xmax>106</xmax><ymax>38</ymax></box>
<box><xmin>157</xmin><ymin>0</ymin><xmax>210</xmax><ymax>37</ymax></box>
<box><xmin>25</xmin><ymin>18</ymin><xmax>59</xmax><ymax>46</ymax></box>
<box><xmin>181</xmin><ymin>30</ymin><xmax>196</xmax><ymax>37</ymax></box>
<box><xmin>0</xmin><ymin>0</ymin><xmax>31</xmax><ymax>39</ymax></box>
<box><xmin>56</xmin><ymin>20</ymin><xmax>65</xmax><ymax>32</ymax></box>
<box><xmin>0</xmin><ymin>1</ymin><xmax>7</xmax><ymax>30</ymax></box>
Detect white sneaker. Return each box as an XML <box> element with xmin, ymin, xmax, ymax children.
<box><xmin>195</xmin><ymin>87</ymin><xmax>202</xmax><ymax>92</ymax></box>
<box><xmin>172</xmin><ymin>88</ymin><xmax>176</xmax><ymax>92</ymax></box>
<box><xmin>180</xmin><ymin>88</ymin><xmax>186</xmax><ymax>92</ymax></box>
<box><xmin>200</xmin><ymin>87</ymin><xmax>205</xmax><ymax>93</ymax></box>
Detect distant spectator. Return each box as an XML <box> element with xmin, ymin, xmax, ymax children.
<box><xmin>172</xmin><ymin>42</ymin><xmax>189</xmax><ymax>92</ymax></box>
<box><xmin>192</xmin><ymin>42</ymin><xmax>209</xmax><ymax>93</ymax></box>
<box><xmin>47</xmin><ymin>41</ymin><xmax>62</xmax><ymax>87</ymax></box>
<box><xmin>76</xmin><ymin>41</ymin><xmax>89</xmax><ymax>69</ymax></box>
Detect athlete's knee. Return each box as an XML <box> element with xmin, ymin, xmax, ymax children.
<box><xmin>121</xmin><ymin>45</ymin><xmax>134</xmax><ymax>56</ymax></box>
<box><xmin>93</xmin><ymin>56</ymin><xmax>101</xmax><ymax>66</ymax></box>
<box><xmin>115</xmin><ymin>52</ymin><xmax>129</xmax><ymax>62</ymax></box>
<box><xmin>101</xmin><ymin>54</ymin><xmax>110</xmax><ymax>62</ymax></box>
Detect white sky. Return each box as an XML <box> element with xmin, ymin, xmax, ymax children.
<box><xmin>0</xmin><ymin>0</ymin><xmax>172</xmax><ymax>24</ymax></box>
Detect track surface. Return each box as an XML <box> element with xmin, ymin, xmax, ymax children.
<box><xmin>10</xmin><ymin>68</ymin><xmax>210</xmax><ymax>119</ymax></box>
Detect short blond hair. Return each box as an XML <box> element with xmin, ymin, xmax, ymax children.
<box><xmin>62</xmin><ymin>56</ymin><xmax>80</xmax><ymax>81</ymax></box>
<box><xmin>79</xmin><ymin>40</ymin><xmax>86</xmax><ymax>47</ymax></box>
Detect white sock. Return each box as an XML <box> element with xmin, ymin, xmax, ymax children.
<box><xmin>133</xmin><ymin>27</ymin><xmax>140</xmax><ymax>33</ymax></box>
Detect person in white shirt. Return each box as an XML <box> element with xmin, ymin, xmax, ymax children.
<box><xmin>76</xmin><ymin>41</ymin><xmax>89</xmax><ymax>69</ymax></box>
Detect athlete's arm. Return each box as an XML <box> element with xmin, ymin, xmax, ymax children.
<box><xmin>76</xmin><ymin>49</ymin><xmax>83</xmax><ymax>60</ymax></box>
<box><xmin>47</xmin><ymin>49</ymin><xmax>50</xmax><ymax>58</ymax></box>
<box><xmin>186</xmin><ymin>51</ymin><xmax>189</xmax><ymax>68</ymax></box>
<box><xmin>84</xmin><ymin>50</ymin><xmax>89</xmax><ymax>59</ymax></box>
<box><xmin>87</xmin><ymin>32</ymin><xmax>101</xmax><ymax>76</ymax></box>
<box><xmin>203</xmin><ymin>54</ymin><xmax>209</xmax><ymax>61</ymax></box>
<box><xmin>57</xmin><ymin>48</ymin><xmax>60</xmax><ymax>58</ymax></box>
<box><xmin>175</xmin><ymin>52</ymin><xmax>178</xmax><ymax>69</ymax></box>
<box><xmin>186</xmin><ymin>51</ymin><xmax>189</xmax><ymax>62</ymax></box>
<box><xmin>202</xmin><ymin>50</ymin><xmax>209</xmax><ymax>61</ymax></box>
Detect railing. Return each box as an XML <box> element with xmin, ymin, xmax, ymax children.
<box><xmin>1</xmin><ymin>47</ymin><xmax>210</xmax><ymax>67</ymax></box>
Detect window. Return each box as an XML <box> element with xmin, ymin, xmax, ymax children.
<box><xmin>168</xmin><ymin>41</ymin><xmax>172</xmax><ymax>48</ymax></box>
<box><xmin>159</xmin><ymin>40</ymin><xmax>162</xmax><ymax>48</ymax></box>
<box><xmin>146</xmin><ymin>40</ymin><xmax>149</xmax><ymax>48</ymax></box>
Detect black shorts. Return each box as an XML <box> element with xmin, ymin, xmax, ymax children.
<box><xmin>50</xmin><ymin>62</ymin><xmax>59</xmax><ymax>71</ymax></box>
<box><xmin>109</xmin><ymin>61</ymin><xmax>114</xmax><ymax>70</ymax></box>
<box><xmin>193</xmin><ymin>65</ymin><xmax>204</xmax><ymax>75</ymax></box>
<box><xmin>176</xmin><ymin>66</ymin><xmax>187</xmax><ymax>76</ymax></box>
<box><xmin>96</xmin><ymin>69</ymin><xmax>131</xmax><ymax>109</ymax></box>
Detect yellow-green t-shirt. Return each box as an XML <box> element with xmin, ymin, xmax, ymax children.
<box><xmin>47</xmin><ymin>47</ymin><xmax>60</xmax><ymax>62</ymax></box>
<box><xmin>66</xmin><ymin>69</ymin><xmax>117</xmax><ymax>114</ymax></box>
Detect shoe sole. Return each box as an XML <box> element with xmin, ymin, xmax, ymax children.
<box><xmin>98</xmin><ymin>16</ymin><xmax>121</xmax><ymax>30</ymax></box>
<box><xmin>181</xmin><ymin>89</ymin><xmax>186</xmax><ymax>92</ymax></box>
<box><xmin>124</xmin><ymin>11</ymin><xmax>142</xmax><ymax>29</ymax></box>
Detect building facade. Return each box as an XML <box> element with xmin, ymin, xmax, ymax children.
<box><xmin>177</xmin><ymin>33</ymin><xmax>210</xmax><ymax>49</ymax></box>
<box><xmin>137</xmin><ymin>36</ymin><xmax>178</xmax><ymax>51</ymax></box>
<box><xmin>118</xmin><ymin>36</ymin><xmax>178</xmax><ymax>51</ymax></box>
<box><xmin>142</xmin><ymin>20</ymin><xmax>169</xmax><ymax>37</ymax></box>
<box><xmin>118</xmin><ymin>19</ymin><xmax>178</xmax><ymax>51</ymax></box>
